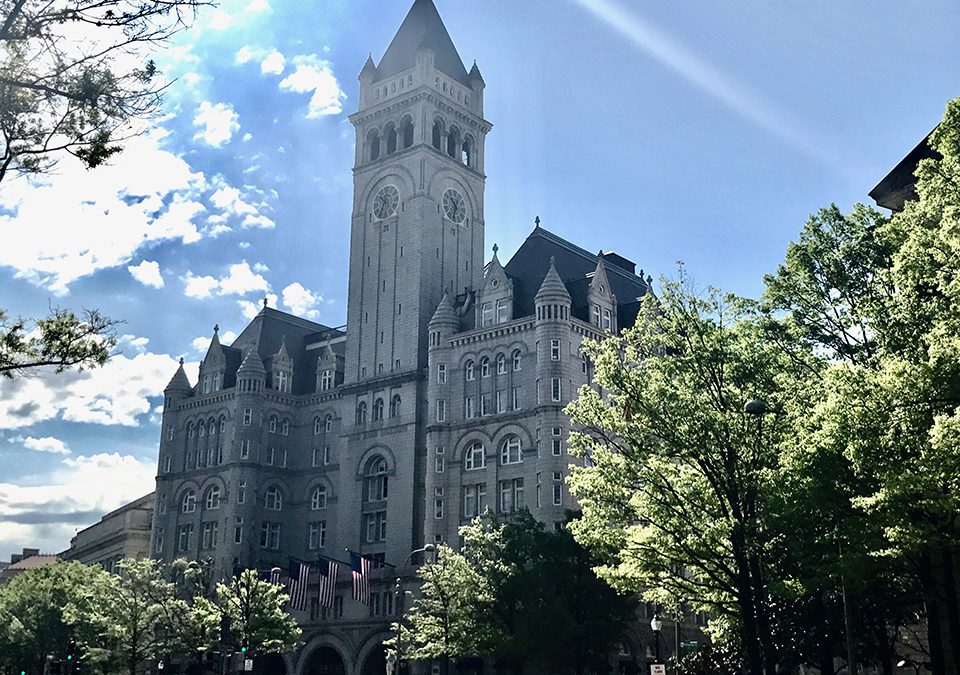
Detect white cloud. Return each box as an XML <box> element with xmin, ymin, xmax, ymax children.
<box><xmin>0</xmin><ymin>350</ymin><xmax>199</xmax><ymax>429</ymax></box>
<box><xmin>119</xmin><ymin>335</ymin><xmax>150</xmax><ymax>353</ymax></box>
<box><xmin>21</xmin><ymin>436</ymin><xmax>70</xmax><ymax>455</ymax></box>
<box><xmin>209</xmin><ymin>9</ymin><xmax>233</xmax><ymax>30</ymax></box>
<box><xmin>260</xmin><ymin>50</ymin><xmax>286</xmax><ymax>75</ymax></box>
<box><xmin>184</xmin><ymin>262</ymin><xmax>270</xmax><ymax>299</ymax></box>
<box><xmin>191</xmin><ymin>330</ymin><xmax>238</xmax><ymax>354</ymax></box>
<box><xmin>279</xmin><ymin>55</ymin><xmax>347</xmax><ymax>118</ymax></box>
<box><xmin>239</xmin><ymin>293</ymin><xmax>277</xmax><ymax>320</ymax></box>
<box><xmin>241</xmin><ymin>214</ymin><xmax>276</xmax><ymax>229</ymax></box>
<box><xmin>245</xmin><ymin>0</ymin><xmax>271</xmax><ymax>13</ymax></box>
<box><xmin>235</xmin><ymin>45</ymin><xmax>261</xmax><ymax>65</ymax></box>
<box><xmin>193</xmin><ymin>101</ymin><xmax>240</xmax><ymax>147</ymax></box>
<box><xmin>242</xmin><ymin>133</ymin><xmax>253</xmax><ymax>142</ymax></box>
<box><xmin>0</xmin><ymin>452</ymin><xmax>157</xmax><ymax>553</ymax></box>
<box><xmin>127</xmin><ymin>260</ymin><xmax>164</xmax><ymax>288</ymax></box>
<box><xmin>282</xmin><ymin>282</ymin><xmax>322</xmax><ymax>319</ymax></box>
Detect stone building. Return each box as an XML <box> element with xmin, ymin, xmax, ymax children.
<box><xmin>150</xmin><ymin>1</ymin><xmax>658</xmax><ymax>673</ymax></box>
<box><xmin>62</xmin><ymin>492</ymin><xmax>154</xmax><ymax>571</ymax></box>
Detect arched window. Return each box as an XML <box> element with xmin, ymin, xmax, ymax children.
<box><xmin>181</xmin><ymin>490</ymin><xmax>196</xmax><ymax>513</ymax></box>
<box><xmin>219</xmin><ymin>416</ymin><xmax>226</xmax><ymax>433</ymax></box>
<box><xmin>389</xmin><ymin>394</ymin><xmax>401</xmax><ymax>418</ymax></box>
<box><xmin>325</xmin><ymin>414</ymin><xmax>333</xmax><ymax>432</ymax></box>
<box><xmin>311</xmin><ymin>486</ymin><xmax>328</xmax><ymax>510</ymax></box>
<box><xmin>264</xmin><ymin>486</ymin><xmax>282</xmax><ymax>511</ymax></box>
<box><xmin>372</xmin><ymin>398</ymin><xmax>384</xmax><ymax>422</ymax></box>
<box><xmin>369</xmin><ymin>130</ymin><xmax>380</xmax><ymax>161</ymax></box>
<box><xmin>432</xmin><ymin>120</ymin><xmax>442</xmax><ymax>150</ymax></box>
<box><xmin>500</xmin><ymin>436</ymin><xmax>521</xmax><ymax>465</ymax></box>
<box><xmin>187</xmin><ymin>422</ymin><xmax>194</xmax><ymax>439</ymax></box>
<box><xmin>480</xmin><ymin>357</ymin><xmax>490</xmax><ymax>378</ymax></box>
<box><xmin>447</xmin><ymin>127</ymin><xmax>461</xmax><ymax>158</ymax></box>
<box><xmin>314</xmin><ymin>417</ymin><xmax>322</xmax><ymax>435</ymax></box>
<box><xmin>198</xmin><ymin>422</ymin><xmax>205</xmax><ymax>437</ymax></box>
<box><xmin>461</xmin><ymin>137</ymin><xmax>472</xmax><ymax>167</ymax></box>
<box><xmin>497</xmin><ymin>354</ymin><xmax>507</xmax><ymax>375</ymax></box>
<box><xmin>364</xmin><ymin>457</ymin><xmax>389</xmax><ymax>502</ymax></box>
<box><xmin>269</xmin><ymin>415</ymin><xmax>277</xmax><ymax>433</ymax></box>
<box><xmin>401</xmin><ymin>117</ymin><xmax>414</xmax><ymax>148</ymax></box>
<box><xmin>204</xmin><ymin>486</ymin><xmax>221</xmax><ymax>509</ymax></box>
<box><xmin>281</xmin><ymin>419</ymin><xmax>290</xmax><ymax>436</ymax></box>
<box><xmin>465</xmin><ymin>360</ymin><xmax>475</xmax><ymax>381</ymax></box>
<box><xmin>464</xmin><ymin>442</ymin><xmax>485</xmax><ymax>470</ymax></box>
<box><xmin>386</xmin><ymin>125</ymin><xmax>398</xmax><ymax>154</ymax></box>
<box><xmin>356</xmin><ymin>401</ymin><xmax>367</xmax><ymax>425</ymax></box>
<box><xmin>208</xmin><ymin>418</ymin><xmax>216</xmax><ymax>435</ymax></box>
<box><xmin>512</xmin><ymin>349</ymin><xmax>522</xmax><ymax>371</ymax></box>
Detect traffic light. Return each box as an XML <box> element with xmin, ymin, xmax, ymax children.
<box><xmin>219</xmin><ymin>613</ymin><xmax>232</xmax><ymax>643</ymax></box>
<box><xmin>240</xmin><ymin>637</ymin><xmax>248</xmax><ymax>653</ymax></box>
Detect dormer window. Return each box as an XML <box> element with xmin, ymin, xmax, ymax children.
<box><xmin>602</xmin><ymin>308</ymin><xmax>612</xmax><ymax>332</ymax></box>
<box><xmin>276</xmin><ymin>370</ymin><xmax>290</xmax><ymax>393</ymax></box>
<box><xmin>496</xmin><ymin>298</ymin><xmax>508</xmax><ymax>324</ymax></box>
<box><xmin>481</xmin><ymin>302</ymin><xmax>493</xmax><ymax>327</ymax></box>
<box><xmin>320</xmin><ymin>369</ymin><xmax>332</xmax><ymax>391</ymax></box>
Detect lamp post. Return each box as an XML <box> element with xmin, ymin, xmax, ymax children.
<box><xmin>391</xmin><ymin>544</ymin><xmax>437</xmax><ymax>675</ymax></box>
<box><xmin>650</xmin><ymin>615</ymin><xmax>662</xmax><ymax>663</ymax></box>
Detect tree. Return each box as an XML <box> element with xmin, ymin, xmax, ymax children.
<box><xmin>206</xmin><ymin>569</ymin><xmax>300</xmax><ymax>657</ymax></box>
<box><xmin>0</xmin><ymin>0</ymin><xmax>209</xmax><ymax>183</ymax></box>
<box><xmin>0</xmin><ymin>306</ymin><xmax>118</xmax><ymax>377</ymax></box>
<box><xmin>565</xmin><ymin>274</ymin><xmax>803</xmax><ymax>675</ymax></box>
<box><xmin>0</xmin><ymin>561</ymin><xmax>113</xmax><ymax>674</ymax></box>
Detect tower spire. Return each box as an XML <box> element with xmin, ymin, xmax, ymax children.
<box><xmin>375</xmin><ymin>0</ymin><xmax>469</xmax><ymax>85</ymax></box>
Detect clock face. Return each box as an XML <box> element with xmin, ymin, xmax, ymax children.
<box><xmin>373</xmin><ymin>185</ymin><xmax>399</xmax><ymax>220</ymax></box>
<box><xmin>442</xmin><ymin>188</ymin><xmax>466</xmax><ymax>224</ymax></box>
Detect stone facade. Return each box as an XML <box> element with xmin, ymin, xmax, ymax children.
<box><xmin>149</xmin><ymin>2</ymin><xmax>657</xmax><ymax>673</ymax></box>
<box><xmin>62</xmin><ymin>492</ymin><xmax>153</xmax><ymax>571</ymax></box>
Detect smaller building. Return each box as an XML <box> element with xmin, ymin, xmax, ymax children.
<box><xmin>0</xmin><ymin>547</ymin><xmax>59</xmax><ymax>582</ymax></box>
<box><xmin>62</xmin><ymin>492</ymin><xmax>154</xmax><ymax>572</ymax></box>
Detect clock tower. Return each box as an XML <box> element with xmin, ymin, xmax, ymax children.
<box><xmin>344</xmin><ymin>0</ymin><xmax>491</xmax><ymax>382</ymax></box>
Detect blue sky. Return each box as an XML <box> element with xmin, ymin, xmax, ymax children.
<box><xmin>1</xmin><ymin>0</ymin><xmax>957</xmax><ymax>554</ymax></box>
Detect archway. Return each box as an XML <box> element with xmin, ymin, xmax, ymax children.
<box><xmin>360</xmin><ymin>645</ymin><xmax>386</xmax><ymax>675</ymax></box>
<box><xmin>305</xmin><ymin>646</ymin><xmax>347</xmax><ymax>675</ymax></box>
<box><xmin>254</xmin><ymin>653</ymin><xmax>288</xmax><ymax>675</ymax></box>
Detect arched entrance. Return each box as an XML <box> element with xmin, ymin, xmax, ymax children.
<box><xmin>254</xmin><ymin>653</ymin><xmax>288</xmax><ymax>675</ymax></box>
<box><xmin>361</xmin><ymin>645</ymin><xmax>386</xmax><ymax>675</ymax></box>
<box><xmin>305</xmin><ymin>646</ymin><xmax>347</xmax><ymax>675</ymax></box>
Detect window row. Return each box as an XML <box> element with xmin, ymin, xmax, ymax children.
<box><xmin>186</xmin><ymin>417</ymin><xmax>227</xmax><ymax>439</ymax></box>
<box><xmin>460</xmin><ymin>436</ymin><xmax>523</xmax><ymax>471</ymax></box>
<box><xmin>355</xmin><ymin>394</ymin><xmax>402</xmax><ymax>425</ymax></box>
<box><xmin>464</xmin><ymin>350</ymin><xmax>522</xmax><ymax>381</ymax></box>
<box><xmin>463</xmin><ymin>388</ymin><xmax>522</xmax><ymax>417</ymax></box>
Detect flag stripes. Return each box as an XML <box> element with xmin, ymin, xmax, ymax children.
<box><xmin>287</xmin><ymin>560</ymin><xmax>310</xmax><ymax>611</ymax></box>
<box><xmin>317</xmin><ymin>559</ymin><xmax>339</xmax><ymax>608</ymax></box>
<box><xmin>349</xmin><ymin>551</ymin><xmax>371</xmax><ymax>605</ymax></box>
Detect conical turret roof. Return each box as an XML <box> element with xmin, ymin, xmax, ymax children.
<box><xmin>468</xmin><ymin>60</ymin><xmax>484</xmax><ymax>84</ymax></box>
<box><xmin>164</xmin><ymin>358</ymin><xmax>192</xmax><ymax>393</ymax></box>
<box><xmin>375</xmin><ymin>0</ymin><xmax>470</xmax><ymax>86</ymax></box>
<box><xmin>429</xmin><ymin>291</ymin><xmax>459</xmax><ymax>327</ymax></box>
<box><xmin>237</xmin><ymin>347</ymin><xmax>266</xmax><ymax>376</ymax></box>
<box><xmin>535</xmin><ymin>257</ymin><xmax>571</xmax><ymax>303</ymax></box>
<box><xmin>360</xmin><ymin>53</ymin><xmax>376</xmax><ymax>77</ymax></box>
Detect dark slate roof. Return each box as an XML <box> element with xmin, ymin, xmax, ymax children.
<box><xmin>375</xmin><ymin>0</ymin><xmax>470</xmax><ymax>86</ymax></box>
<box><xmin>503</xmin><ymin>226</ymin><xmax>652</xmax><ymax>329</ymax></box>
<box><xmin>229</xmin><ymin>308</ymin><xmax>344</xmax><ymax>396</ymax></box>
<box><xmin>869</xmin><ymin>129</ymin><xmax>939</xmax><ymax>212</ymax></box>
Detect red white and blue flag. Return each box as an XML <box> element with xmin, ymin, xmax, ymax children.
<box><xmin>317</xmin><ymin>559</ymin><xmax>339</xmax><ymax>609</ymax></box>
<box><xmin>287</xmin><ymin>560</ymin><xmax>310</xmax><ymax>611</ymax></box>
<box><xmin>350</xmin><ymin>551</ymin><xmax>371</xmax><ymax>605</ymax></box>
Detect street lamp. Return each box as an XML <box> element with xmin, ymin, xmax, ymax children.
<box><xmin>391</xmin><ymin>544</ymin><xmax>437</xmax><ymax>675</ymax></box>
<box><xmin>650</xmin><ymin>616</ymin><xmax>662</xmax><ymax>663</ymax></box>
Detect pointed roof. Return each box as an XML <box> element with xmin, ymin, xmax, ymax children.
<box><xmin>237</xmin><ymin>347</ymin><xmax>266</xmax><ymax>376</ymax></box>
<box><xmin>535</xmin><ymin>257</ymin><xmax>572</xmax><ymax>304</ymax></box>
<box><xmin>201</xmin><ymin>325</ymin><xmax>225</xmax><ymax>367</ymax></box>
<box><xmin>360</xmin><ymin>53</ymin><xmax>376</xmax><ymax>77</ymax></box>
<box><xmin>164</xmin><ymin>358</ymin><xmax>192</xmax><ymax>393</ymax></box>
<box><xmin>429</xmin><ymin>291</ymin><xmax>459</xmax><ymax>327</ymax></box>
<box><xmin>589</xmin><ymin>255</ymin><xmax>615</xmax><ymax>300</ymax></box>
<box><xmin>468</xmin><ymin>61</ymin><xmax>484</xmax><ymax>84</ymax></box>
<box><xmin>273</xmin><ymin>336</ymin><xmax>291</xmax><ymax>365</ymax></box>
<box><xmin>375</xmin><ymin>0</ymin><xmax>470</xmax><ymax>86</ymax></box>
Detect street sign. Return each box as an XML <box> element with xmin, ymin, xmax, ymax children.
<box><xmin>651</xmin><ymin>664</ymin><xmax>666</xmax><ymax>675</ymax></box>
<box><xmin>244</xmin><ymin>659</ymin><xmax>254</xmax><ymax>671</ymax></box>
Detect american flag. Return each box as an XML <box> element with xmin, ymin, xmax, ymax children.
<box><xmin>269</xmin><ymin>567</ymin><xmax>282</xmax><ymax>585</ymax></box>
<box><xmin>287</xmin><ymin>560</ymin><xmax>310</xmax><ymax>611</ymax></box>
<box><xmin>317</xmin><ymin>559</ymin><xmax>338</xmax><ymax>609</ymax></box>
<box><xmin>350</xmin><ymin>551</ymin><xmax>371</xmax><ymax>605</ymax></box>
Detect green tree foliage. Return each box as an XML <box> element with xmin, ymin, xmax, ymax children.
<box><xmin>0</xmin><ymin>561</ymin><xmax>113</xmax><ymax>674</ymax></box>
<box><xmin>0</xmin><ymin>0</ymin><xmax>209</xmax><ymax>182</ymax></box>
<box><xmin>565</xmin><ymin>275</ymin><xmax>797</xmax><ymax>675</ymax></box>
<box><xmin>395</xmin><ymin>514</ymin><xmax>634</xmax><ymax>674</ymax></box>
<box><xmin>207</xmin><ymin>569</ymin><xmax>301</xmax><ymax>656</ymax></box>
<box><xmin>0</xmin><ymin>306</ymin><xmax>119</xmax><ymax>377</ymax></box>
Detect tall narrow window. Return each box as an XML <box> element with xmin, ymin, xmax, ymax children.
<box><xmin>365</xmin><ymin>457</ymin><xmax>389</xmax><ymax>502</ymax></box>
<box><xmin>496</xmin><ymin>354</ymin><xmax>506</xmax><ymax>375</ymax></box>
<box><xmin>437</xmin><ymin>364</ymin><xmax>447</xmax><ymax>384</ymax></box>
<box><xmin>551</xmin><ymin>339</ymin><xmax>561</xmax><ymax>361</ymax></box>
<box><xmin>390</xmin><ymin>394</ymin><xmax>402</xmax><ymax>418</ymax></box>
<box><xmin>496</xmin><ymin>298</ymin><xmax>508</xmax><ymax>324</ymax></box>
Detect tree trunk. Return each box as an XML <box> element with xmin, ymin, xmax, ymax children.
<box><xmin>920</xmin><ymin>552</ymin><xmax>946</xmax><ymax>675</ymax></box>
<box><xmin>939</xmin><ymin>548</ymin><xmax>960</xmax><ymax>674</ymax></box>
<box><xmin>732</xmin><ymin>540</ymin><xmax>764</xmax><ymax>675</ymax></box>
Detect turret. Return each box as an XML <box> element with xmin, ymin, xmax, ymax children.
<box><xmin>534</xmin><ymin>257</ymin><xmax>572</xmax><ymax>322</ymax></box>
<box><xmin>164</xmin><ymin>357</ymin><xmax>193</xmax><ymax>405</ymax></box>
<box><xmin>428</xmin><ymin>292</ymin><xmax>460</xmax><ymax>348</ymax></box>
<box><xmin>468</xmin><ymin>60</ymin><xmax>485</xmax><ymax>109</ymax></box>
<box><xmin>359</xmin><ymin>53</ymin><xmax>376</xmax><ymax>108</ymax></box>
<box><xmin>236</xmin><ymin>347</ymin><xmax>265</xmax><ymax>394</ymax></box>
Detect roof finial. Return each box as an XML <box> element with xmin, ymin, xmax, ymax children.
<box><xmin>213</xmin><ymin>323</ymin><xmax>219</xmax><ymax>333</ymax></box>
<box><xmin>492</xmin><ymin>243</ymin><xmax>499</xmax><ymax>256</ymax></box>
<box><xmin>179</xmin><ymin>357</ymin><xmax>184</xmax><ymax>365</ymax></box>
<box><xmin>262</xmin><ymin>297</ymin><xmax>268</xmax><ymax>309</ymax></box>
<box><xmin>534</xmin><ymin>216</ymin><xmax>540</xmax><ymax>228</ymax></box>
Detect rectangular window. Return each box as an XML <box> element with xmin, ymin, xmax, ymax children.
<box><xmin>537</xmin><ymin>379</ymin><xmax>542</xmax><ymax>404</ymax></box>
<box><xmin>177</xmin><ymin>524</ymin><xmax>193</xmax><ymax>553</ymax></box>
<box><xmin>481</xmin><ymin>302</ymin><xmax>493</xmax><ymax>327</ymax></box>
<box><xmin>496</xmin><ymin>298</ymin><xmax>508</xmax><ymax>324</ymax></box>
<box><xmin>237</xmin><ymin>480</ymin><xmax>246</xmax><ymax>504</ymax></box>
<box><xmin>243</xmin><ymin>408</ymin><xmax>252</xmax><ymax>426</ymax></box>
<box><xmin>266</xmin><ymin>447</ymin><xmax>275</xmax><ymax>465</ymax></box>
<box><xmin>499</xmin><ymin>478</ymin><xmax>524</xmax><ymax>514</ymax></box>
<box><xmin>163</xmin><ymin>456</ymin><xmax>172</xmax><ymax>473</ymax></box>
<box><xmin>512</xmin><ymin>387</ymin><xmax>521</xmax><ymax>411</ymax></box>
<box><xmin>552</xmin><ymin>378</ymin><xmax>562</xmax><ymax>402</ymax></box>
<box><xmin>260</xmin><ymin>522</ymin><xmax>280</xmax><ymax>550</ymax></box>
<box><xmin>437</xmin><ymin>364</ymin><xmax>447</xmax><ymax>384</ymax></box>
<box><xmin>434</xmin><ymin>498</ymin><xmax>443</xmax><ymax>519</ymax></box>
<box><xmin>158</xmin><ymin>493</ymin><xmax>167</xmax><ymax>515</ymax></box>
<box><xmin>364</xmin><ymin>511</ymin><xmax>388</xmax><ymax>543</ymax></box>
<box><xmin>201</xmin><ymin>521</ymin><xmax>218</xmax><ymax>549</ymax></box>
<box><xmin>313</xmin><ymin>448</ymin><xmax>321</xmax><ymax>467</ymax></box>
<box><xmin>592</xmin><ymin>304</ymin><xmax>602</xmax><ymax>327</ymax></box>
<box><xmin>602</xmin><ymin>308</ymin><xmax>612</xmax><ymax>331</ymax></box>
<box><xmin>551</xmin><ymin>339</ymin><xmax>561</xmax><ymax>360</ymax></box>
<box><xmin>553</xmin><ymin>439</ymin><xmax>562</xmax><ymax>456</ymax></box>
<box><xmin>435</xmin><ymin>456</ymin><xmax>445</xmax><ymax>473</ymax></box>
<box><xmin>437</xmin><ymin>400</ymin><xmax>446</xmax><ymax>422</ymax></box>
<box><xmin>554</xmin><ymin>484</ymin><xmax>563</xmax><ymax>506</ymax></box>
<box><xmin>308</xmin><ymin>521</ymin><xmax>327</xmax><ymax>550</ymax></box>
<box><xmin>463</xmin><ymin>484</ymin><xmax>487</xmax><ymax>518</ymax></box>
<box><xmin>536</xmin><ymin>427</ymin><xmax>542</xmax><ymax>458</ymax></box>
<box><xmin>496</xmin><ymin>391</ymin><xmax>505</xmax><ymax>413</ymax></box>
<box><xmin>324</xmin><ymin>446</ymin><xmax>332</xmax><ymax>465</ymax></box>
<box><xmin>234</xmin><ymin>517</ymin><xmax>243</xmax><ymax>544</ymax></box>
<box><xmin>480</xmin><ymin>394</ymin><xmax>490</xmax><ymax>416</ymax></box>
<box><xmin>155</xmin><ymin>528</ymin><xmax>164</xmax><ymax>553</ymax></box>
<box><xmin>464</xmin><ymin>396</ymin><xmax>475</xmax><ymax>419</ymax></box>
<box><xmin>320</xmin><ymin>369</ymin><xmax>332</xmax><ymax>391</ymax></box>
<box><xmin>240</xmin><ymin>440</ymin><xmax>250</xmax><ymax>459</ymax></box>
<box><xmin>167</xmin><ymin>425</ymin><xmax>174</xmax><ymax>441</ymax></box>
<box><xmin>537</xmin><ymin>485</ymin><xmax>542</xmax><ymax>508</ymax></box>
<box><xmin>280</xmin><ymin>449</ymin><xmax>287</xmax><ymax>468</ymax></box>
